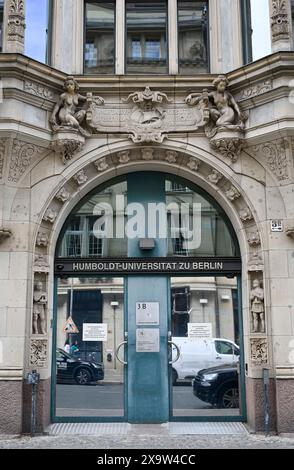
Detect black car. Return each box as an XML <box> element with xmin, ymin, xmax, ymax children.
<box><xmin>56</xmin><ymin>348</ymin><xmax>104</xmax><ymax>385</ymax></box>
<box><xmin>192</xmin><ymin>364</ymin><xmax>239</xmax><ymax>409</ymax></box>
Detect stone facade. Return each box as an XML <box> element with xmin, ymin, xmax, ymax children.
<box><xmin>0</xmin><ymin>0</ymin><xmax>294</xmax><ymax>435</ymax></box>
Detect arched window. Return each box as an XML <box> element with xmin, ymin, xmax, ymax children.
<box><xmin>56</xmin><ymin>173</ymin><xmax>240</xmax><ymax>259</ymax></box>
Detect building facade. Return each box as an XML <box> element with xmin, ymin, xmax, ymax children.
<box><xmin>0</xmin><ymin>0</ymin><xmax>294</xmax><ymax>434</ymax></box>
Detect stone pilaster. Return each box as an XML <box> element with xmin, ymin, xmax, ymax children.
<box><xmin>269</xmin><ymin>0</ymin><xmax>293</xmax><ymax>52</ymax></box>
<box><xmin>3</xmin><ymin>0</ymin><xmax>26</xmax><ymax>54</ymax></box>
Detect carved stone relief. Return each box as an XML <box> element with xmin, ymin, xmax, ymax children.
<box><xmin>87</xmin><ymin>86</ymin><xmax>206</xmax><ymax>144</ymax></box>
<box><xmin>187</xmin><ymin>158</ymin><xmax>201</xmax><ymax>171</ymax></box>
<box><xmin>33</xmin><ymin>255</ymin><xmax>50</xmax><ymax>274</ymax></box>
<box><xmin>165</xmin><ymin>151</ymin><xmax>178</xmax><ymax>164</ymax></box>
<box><xmin>250</xmin><ymin>279</ymin><xmax>265</xmax><ymax>333</ymax></box>
<box><xmin>248</xmin><ymin>232</ymin><xmax>261</xmax><ymax>247</ymax></box>
<box><xmin>250</xmin><ymin>338</ymin><xmax>268</xmax><ymax>366</ymax></box>
<box><xmin>30</xmin><ymin>339</ymin><xmax>48</xmax><ymax>367</ymax></box>
<box><xmin>248</xmin><ymin>252</ymin><xmax>264</xmax><ymax>272</ymax></box>
<box><xmin>141</xmin><ymin>148</ymin><xmax>154</xmax><ymax>161</ymax></box>
<box><xmin>73</xmin><ymin>170</ymin><xmax>88</xmax><ymax>186</ymax></box>
<box><xmin>118</xmin><ymin>151</ymin><xmax>130</xmax><ymax>164</ymax></box>
<box><xmin>225</xmin><ymin>186</ymin><xmax>241</xmax><ymax>201</ymax></box>
<box><xmin>270</xmin><ymin>0</ymin><xmax>291</xmax><ymax>43</ymax></box>
<box><xmin>207</xmin><ymin>170</ymin><xmax>222</xmax><ymax>185</ymax></box>
<box><xmin>250</xmin><ymin>139</ymin><xmax>290</xmax><ymax>182</ymax></box>
<box><xmin>285</xmin><ymin>220</ymin><xmax>294</xmax><ymax>239</ymax></box>
<box><xmin>239</xmin><ymin>207</ymin><xmax>253</xmax><ymax>222</ymax></box>
<box><xmin>56</xmin><ymin>187</ymin><xmax>70</xmax><ymax>204</ymax></box>
<box><xmin>8</xmin><ymin>139</ymin><xmax>47</xmax><ymax>183</ymax></box>
<box><xmin>7</xmin><ymin>0</ymin><xmax>25</xmax><ymax>45</ymax></box>
<box><xmin>36</xmin><ymin>232</ymin><xmax>49</xmax><ymax>248</ymax></box>
<box><xmin>24</xmin><ymin>81</ymin><xmax>55</xmax><ymax>101</ymax></box>
<box><xmin>236</xmin><ymin>80</ymin><xmax>273</xmax><ymax>101</ymax></box>
<box><xmin>94</xmin><ymin>157</ymin><xmax>110</xmax><ymax>172</ymax></box>
<box><xmin>43</xmin><ymin>208</ymin><xmax>58</xmax><ymax>224</ymax></box>
<box><xmin>32</xmin><ymin>281</ymin><xmax>47</xmax><ymax>335</ymax></box>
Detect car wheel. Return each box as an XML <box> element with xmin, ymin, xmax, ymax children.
<box><xmin>217</xmin><ymin>385</ymin><xmax>239</xmax><ymax>408</ymax></box>
<box><xmin>172</xmin><ymin>369</ymin><xmax>178</xmax><ymax>386</ymax></box>
<box><xmin>75</xmin><ymin>368</ymin><xmax>91</xmax><ymax>385</ymax></box>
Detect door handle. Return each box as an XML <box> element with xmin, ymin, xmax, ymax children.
<box><xmin>216</xmin><ymin>356</ymin><xmax>222</xmax><ymax>359</ymax></box>
<box><xmin>168</xmin><ymin>341</ymin><xmax>180</xmax><ymax>365</ymax></box>
<box><xmin>115</xmin><ymin>341</ymin><xmax>128</xmax><ymax>366</ymax></box>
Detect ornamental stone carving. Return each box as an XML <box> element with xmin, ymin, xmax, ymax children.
<box><xmin>7</xmin><ymin>0</ymin><xmax>26</xmax><ymax>48</ymax></box>
<box><xmin>86</xmin><ymin>86</ymin><xmax>206</xmax><ymax>143</ymax></box>
<box><xmin>207</xmin><ymin>170</ymin><xmax>222</xmax><ymax>185</ymax></box>
<box><xmin>165</xmin><ymin>151</ymin><xmax>178</xmax><ymax>164</ymax></box>
<box><xmin>225</xmin><ymin>186</ymin><xmax>241</xmax><ymax>201</ymax></box>
<box><xmin>0</xmin><ymin>228</ymin><xmax>12</xmax><ymax>242</ymax></box>
<box><xmin>8</xmin><ymin>139</ymin><xmax>46</xmax><ymax>183</ymax></box>
<box><xmin>118</xmin><ymin>151</ymin><xmax>130</xmax><ymax>164</ymax></box>
<box><xmin>270</xmin><ymin>0</ymin><xmax>291</xmax><ymax>43</ymax></box>
<box><xmin>73</xmin><ymin>170</ymin><xmax>88</xmax><ymax>186</ymax></box>
<box><xmin>94</xmin><ymin>158</ymin><xmax>109</xmax><ymax>172</ymax></box>
<box><xmin>36</xmin><ymin>232</ymin><xmax>49</xmax><ymax>248</ymax></box>
<box><xmin>32</xmin><ymin>282</ymin><xmax>47</xmax><ymax>335</ymax></box>
<box><xmin>250</xmin><ymin>279</ymin><xmax>265</xmax><ymax>333</ymax></box>
<box><xmin>251</xmin><ymin>139</ymin><xmax>289</xmax><ymax>182</ymax></box>
<box><xmin>237</xmin><ymin>80</ymin><xmax>273</xmax><ymax>101</ymax></box>
<box><xmin>250</xmin><ymin>338</ymin><xmax>268</xmax><ymax>366</ymax></box>
<box><xmin>30</xmin><ymin>339</ymin><xmax>47</xmax><ymax>368</ymax></box>
<box><xmin>33</xmin><ymin>255</ymin><xmax>50</xmax><ymax>274</ymax></box>
<box><xmin>248</xmin><ymin>232</ymin><xmax>261</xmax><ymax>247</ymax></box>
<box><xmin>43</xmin><ymin>209</ymin><xmax>58</xmax><ymax>224</ymax></box>
<box><xmin>248</xmin><ymin>252</ymin><xmax>264</xmax><ymax>272</ymax></box>
<box><xmin>239</xmin><ymin>207</ymin><xmax>253</xmax><ymax>222</ymax></box>
<box><xmin>141</xmin><ymin>148</ymin><xmax>154</xmax><ymax>161</ymax></box>
<box><xmin>286</xmin><ymin>222</ymin><xmax>294</xmax><ymax>239</ymax></box>
<box><xmin>185</xmin><ymin>75</ymin><xmax>247</xmax><ymax>162</ymax></box>
<box><xmin>24</xmin><ymin>81</ymin><xmax>55</xmax><ymax>101</ymax></box>
<box><xmin>56</xmin><ymin>187</ymin><xmax>70</xmax><ymax>204</ymax></box>
<box><xmin>187</xmin><ymin>158</ymin><xmax>201</xmax><ymax>171</ymax></box>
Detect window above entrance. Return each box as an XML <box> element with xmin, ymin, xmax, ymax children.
<box><xmin>56</xmin><ymin>174</ymin><xmax>240</xmax><ymax>259</ymax></box>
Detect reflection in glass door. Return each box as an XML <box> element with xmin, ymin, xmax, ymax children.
<box><xmin>54</xmin><ymin>277</ymin><xmax>125</xmax><ymax>419</ymax></box>
<box><xmin>170</xmin><ymin>276</ymin><xmax>244</xmax><ymax>418</ymax></box>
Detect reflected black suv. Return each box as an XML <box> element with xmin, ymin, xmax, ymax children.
<box><xmin>192</xmin><ymin>364</ymin><xmax>239</xmax><ymax>409</ymax></box>
<box><xmin>56</xmin><ymin>349</ymin><xmax>104</xmax><ymax>385</ymax></box>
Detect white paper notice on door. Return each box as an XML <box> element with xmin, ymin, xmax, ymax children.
<box><xmin>136</xmin><ymin>302</ymin><xmax>160</xmax><ymax>325</ymax></box>
<box><xmin>83</xmin><ymin>323</ymin><xmax>108</xmax><ymax>342</ymax></box>
<box><xmin>136</xmin><ymin>328</ymin><xmax>160</xmax><ymax>352</ymax></box>
<box><xmin>188</xmin><ymin>323</ymin><xmax>212</xmax><ymax>341</ymax></box>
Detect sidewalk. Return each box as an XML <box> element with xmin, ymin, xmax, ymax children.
<box><xmin>0</xmin><ymin>423</ymin><xmax>294</xmax><ymax>449</ymax></box>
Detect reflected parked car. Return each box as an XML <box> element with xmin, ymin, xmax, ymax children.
<box><xmin>171</xmin><ymin>337</ymin><xmax>240</xmax><ymax>385</ymax></box>
<box><xmin>56</xmin><ymin>348</ymin><xmax>104</xmax><ymax>385</ymax></box>
<box><xmin>192</xmin><ymin>364</ymin><xmax>239</xmax><ymax>408</ymax></box>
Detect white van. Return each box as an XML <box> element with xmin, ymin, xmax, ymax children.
<box><xmin>171</xmin><ymin>337</ymin><xmax>240</xmax><ymax>385</ymax></box>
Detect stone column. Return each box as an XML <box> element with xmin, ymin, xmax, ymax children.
<box><xmin>209</xmin><ymin>0</ymin><xmax>243</xmax><ymax>73</ymax></box>
<box><xmin>116</xmin><ymin>0</ymin><xmax>125</xmax><ymax>75</ymax></box>
<box><xmin>51</xmin><ymin>0</ymin><xmax>84</xmax><ymax>74</ymax></box>
<box><xmin>2</xmin><ymin>0</ymin><xmax>26</xmax><ymax>54</ymax></box>
<box><xmin>269</xmin><ymin>0</ymin><xmax>293</xmax><ymax>52</ymax></box>
<box><xmin>168</xmin><ymin>0</ymin><xmax>178</xmax><ymax>75</ymax></box>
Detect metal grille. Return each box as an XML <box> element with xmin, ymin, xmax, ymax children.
<box><xmin>168</xmin><ymin>422</ymin><xmax>247</xmax><ymax>435</ymax></box>
<box><xmin>48</xmin><ymin>423</ymin><xmax>130</xmax><ymax>436</ymax></box>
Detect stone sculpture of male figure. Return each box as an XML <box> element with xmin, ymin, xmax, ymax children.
<box><xmin>250</xmin><ymin>279</ymin><xmax>265</xmax><ymax>333</ymax></box>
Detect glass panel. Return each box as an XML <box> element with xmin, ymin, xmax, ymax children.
<box><xmin>178</xmin><ymin>1</ymin><xmax>209</xmax><ymax>74</ymax></box>
<box><xmin>0</xmin><ymin>1</ymin><xmax>4</xmax><ymax>52</ymax></box>
<box><xmin>56</xmin><ymin>175</ymin><xmax>239</xmax><ymax>259</ymax></box>
<box><xmin>85</xmin><ymin>1</ymin><xmax>115</xmax><ymax>74</ymax></box>
<box><xmin>126</xmin><ymin>1</ymin><xmax>168</xmax><ymax>74</ymax></box>
<box><xmin>55</xmin><ymin>276</ymin><xmax>125</xmax><ymax>418</ymax></box>
<box><xmin>25</xmin><ymin>0</ymin><xmax>50</xmax><ymax>63</ymax></box>
<box><xmin>292</xmin><ymin>0</ymin><xmax>294</xmax><ymax>49</ymax></box>
<box><xmin>171</xmin><ymin>276</ymin><xmax>242</xmax><ymax>417</ymax></box>
<box><xmin>250</xmin><ymin>0</ymin><xmax>271</xmax><ymax>61</ymax></box>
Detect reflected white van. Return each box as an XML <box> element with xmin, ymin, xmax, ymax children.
<box><xmin>171</xmin><ymin>337</ymin><xmax>240</xmax><ymax>385</ymax></box>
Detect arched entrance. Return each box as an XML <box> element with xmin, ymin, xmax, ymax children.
<box><xmin>51</xmin><ymin>170</ymin><xmax>246</xmax><ymax>423</ymax></box>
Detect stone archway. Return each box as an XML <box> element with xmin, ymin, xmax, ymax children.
<box><xmin>27</xmin><ymin>143</ymin><xmax>269</xmax><ymax>431</ymax></box>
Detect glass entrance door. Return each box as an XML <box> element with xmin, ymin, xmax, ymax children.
<box><xmin>170</xmin><ymin>276</ymin><xmax>245</xmax><ymax>419</ymax></box>
<box><xmin>53</xmin><ymin>276</ymin><xmax>126</xmax><ymax>419</ymax></box>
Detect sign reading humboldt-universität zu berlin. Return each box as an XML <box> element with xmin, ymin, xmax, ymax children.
<box><xmin>55</xmin><ymin>257</ymin><xmax>242</xmax><ymax>276</ymax></box>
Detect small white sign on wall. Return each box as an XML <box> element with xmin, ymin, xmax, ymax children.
<box><xmin>83</xmin><ymin>323</ymin><xmax>108</xmax><ymax>342</ymax></box>
<box><xmin>136</xmin><ymin>302</ymin><xmax>160</xmax><ymax>325</ymax></box>
<box><xmin>271</xmin><ymin>220</ymin><xmax>283</xmax><ymax>232</ymax></box>
<box><xmin>136</xmin><ymin>328</ymin><xmax>160</xmax><ymax>352</ymax></box>
<box><xmin>188</xmin><ymin>323</ymin><xmax>212</xmax><ymax>341</ymax></box>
